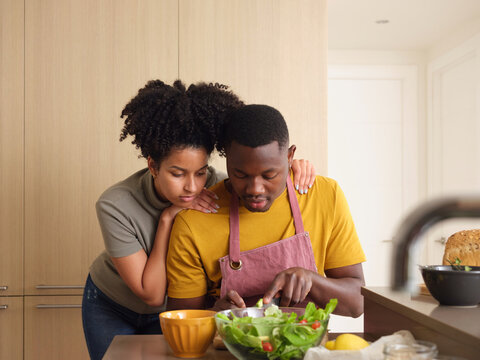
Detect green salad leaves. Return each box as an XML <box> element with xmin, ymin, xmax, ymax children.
<box><xmin>216</xmin><ymin>299</ymin><xmax>337</xmax><ymax>360</ymax></box>
<box><xmin>447</xmin><ymin>257</ymin><xmax>472</xmax><ymax>272</ymax></box>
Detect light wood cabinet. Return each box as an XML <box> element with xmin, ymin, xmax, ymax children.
<box><xmin>3</xmin><ymin>0</ymin><xmax>327</xmax><ymax>358</ymax></box>
<box><xmin>0</xmin><ymin>297</ymin><xmax>23</xmax><ymax>360</ymax></box>
<box><xmin>24</xmin><ymin>0</ymin><xmax>179</xmax><ymax>296</ymax></box>
<box><xmin>179</xmin><ymin>0</ymin><xmax>328</xmax><ymax>174</ymax></box>
<box><xmin>0</xmin><ymin>0</ymin><xmax>24</xmax><ymax>297</ymax></box>
<box><xmin>24</xmin><ymin>296</ymin><xmax>86</xmax><ymax>360</ymax></box>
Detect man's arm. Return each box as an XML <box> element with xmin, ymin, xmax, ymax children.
<box><xmin>320</xmin><ymin>263</ymin><xmax>364</xmax><ymax>317</ymax></box>
<box><xmin>167</xmin><ymin>296</ymin><xmax>206</xmax><ymax>310</ymax></box>
<box><xmin>262</xmin><ymin>263</ymin><xmax>365</xmax><ymax>317</ymax></box>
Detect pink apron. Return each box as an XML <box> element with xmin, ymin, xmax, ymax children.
<box><xmin>219</xmin><ymin>176</ymin><xmax>318</xmax><ymax>306</ymax></box>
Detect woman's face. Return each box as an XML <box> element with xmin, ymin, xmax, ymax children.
<box><xmin>148</xmin><ymin>147</ymin><xmax>209</xmax><ymax>208</ymax></box>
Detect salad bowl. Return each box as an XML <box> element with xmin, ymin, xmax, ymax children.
<box><xmin>215</xmin><ymin>299</ymin><xmax>337</xmax><ymax>360</ymax></box>
<box><xmin>420</xmin><ymin>265</ymin><xmax>480</xmax><ymax>306</ymax></box>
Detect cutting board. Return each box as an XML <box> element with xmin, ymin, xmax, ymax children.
<box><xmin>418</xmin><ymin>283</ymin><xmax>431</xmax><ymax>296</ymax></box>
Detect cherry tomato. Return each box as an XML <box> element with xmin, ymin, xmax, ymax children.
<box><xmin>262</xmin><ymin>341</ymin><xmax>273</xmax><ymax>352</ymax></box>
<box><xmin>299</xmin><ymin>319</ymin><xmax>308</xmax><ymax>324</ymax></box>
<box><xmin>311</xmin><ymin>320</ymin><xmax>321</xmax><ymax>330</ymax></box>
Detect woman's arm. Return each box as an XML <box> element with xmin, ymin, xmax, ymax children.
<box><xmin>111</xmin><ymin>206</ymin><xmax>181</xmax><ymax>307</ymax></box>
<box><xmin>110</xmin><ymin>189</ymin><xmax>219</xmax><ymax>307</ymax></box>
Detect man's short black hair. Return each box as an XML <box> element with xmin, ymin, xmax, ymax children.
<box><xmin>217</xmin><ymin>104</ymin><xmax>289</xmax><ymax>155</ymax></box>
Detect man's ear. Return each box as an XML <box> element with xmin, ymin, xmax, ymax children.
<box><xmin>147</xmin><ymin>156</ymin><xmax>158</xmax><ymax>178</ymax></box>
<box><xmin>287</xmin><ymin>145</ymin><xmax>296</xmax><ymax>167</ymax></box>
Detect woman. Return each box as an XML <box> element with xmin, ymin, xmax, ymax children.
<box><xmin>81</xmin><ymin>79</ymin><xmax>315</xmax><ymax>360</ymax></box>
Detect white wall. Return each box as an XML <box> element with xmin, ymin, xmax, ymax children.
<box><xmin>428</xmin><ymin>16</ymin><xmax>480</xmax><ymax>61</ymax></box>
<box><xmin>425</xmin><ymin>33</ymin><xmax>480</xmax><ymax>264</ymax></box>
<box><xmin>327</xmin><ymin>29</ymin><xmax>480</xmax><ymax>332</ymax></box>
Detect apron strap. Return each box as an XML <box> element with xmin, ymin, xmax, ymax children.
<box><xmin>228</xmin><ymin>174</ymin><xmax>305</xmax><ymax>263</ymax></box>
<box><xmin>229</xmin><ymin>192</ymin><xmax>241</xmax><ymax>264</ymax></box>
<box><xmin>286</xmin><ymin>176</ymin><xmax>305</xmax><ymax>234</ymax></box>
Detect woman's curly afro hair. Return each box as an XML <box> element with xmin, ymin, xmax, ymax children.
<box><xmin>119</xmin><ymin>79</ymin><xmax>244</xmax><ymax>168</ymax></box>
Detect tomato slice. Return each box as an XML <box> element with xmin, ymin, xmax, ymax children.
<box><xmin>262</xmin><ymin>341</ymin><xmax>273</xmax><ymax>352</ymax></box>
<box><xmin>299</xmin><ymin>319</ymin><xmax>308</xmax><ymax>324</ymax></box>
<box><xmin>311</xmin><ymin>320</ymin><xmax>321</xmax><ymax>330</ymax></box>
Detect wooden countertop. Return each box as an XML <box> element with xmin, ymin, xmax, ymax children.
<box><xmin>103</xmin><ymin>335</ymin><xmax>235</xmax><ymax>360</ymax></box>
<box><xmin>103</xmin><ymin>289</ymin><xmax>480</xmax><ymax>359</ymax></box>
<box><xmin>102</xmin><ymin>331</ymin><xmax>347</xmax><ymax>359</ymax></box>
<box><xmin>362</xmin><ymin>286</ymin><xmax>480</xmax><ymax>359</ymax></box>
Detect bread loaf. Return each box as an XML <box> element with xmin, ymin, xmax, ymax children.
<box><xmin>442</xmin><ymin>229</ymin><xmax>480</xmax><ymax>266</ymax></box>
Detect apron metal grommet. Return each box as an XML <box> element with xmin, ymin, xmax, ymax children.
<box><xmin>229</xmin><ymin>260</ymin><xmax>242</xmax><ymax>270</ymax></box>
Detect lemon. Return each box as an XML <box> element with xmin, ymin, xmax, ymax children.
<box><xmin>333</xmin><ymin>334</ymin><xmax>369</xmax><ymax>350</ymax></box>
<box><xmin>325</xmin><ymin>340</ymin><xmax>335</xmax><ymax>350</ymax></box>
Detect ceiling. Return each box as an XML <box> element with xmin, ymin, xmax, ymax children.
<box><xmin>328</xmin><ymin>0</ymin><xmax>480</xmax><ymax>50</ymax></box>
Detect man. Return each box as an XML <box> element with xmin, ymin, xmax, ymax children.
<box><xmin>166</xmin><ymin>104</ymin><xmax>366</xmax><ymax>317</ymax></box>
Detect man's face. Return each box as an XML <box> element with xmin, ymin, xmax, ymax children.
<box><xmin>226</xmin><ymin>141</ymin><xmax>295</xmax><ymax>212</ymax></box>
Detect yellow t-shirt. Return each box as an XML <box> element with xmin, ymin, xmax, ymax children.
<box><xmin>167</xmin><ymin>175</ymin><xmax>366</xmax><ymax>299</ymax></box>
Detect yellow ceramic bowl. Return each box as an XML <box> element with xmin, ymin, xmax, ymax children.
<box><xmin>159</xmin><ymin>309</ymin><xmax>217</xmax><ymax>358</ymax></box>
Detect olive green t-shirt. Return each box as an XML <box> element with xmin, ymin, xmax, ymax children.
<box><xmin>89</xmin><ymin>166</ymin><xmax>225</xmax><ymax>314</ymax></box>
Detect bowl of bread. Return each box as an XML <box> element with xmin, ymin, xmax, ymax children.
<box><xmin>420</xmin><ymin>229</ymin><xmax>480</xmax><ymax>307</ymax></box>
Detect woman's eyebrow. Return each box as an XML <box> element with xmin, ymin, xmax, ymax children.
<box><xmin>196</xmin><ymin>164</ymin><xmax>209</xmax><ymax>172</ymax></box>
<box><xmin>169</xmin><ymin>164</ymin><xmax>208</xmax><ymax>172</ymax></box>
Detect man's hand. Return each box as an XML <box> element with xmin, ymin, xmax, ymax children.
<box><xmin>211</xmin><ymin>290</ymin><xmax>246</xmax><ymax>311</ymax></box>
<box><xmin>262</xmin><ymin>267</ymin><xmax>314</xmax><ymax>307</ymax></box>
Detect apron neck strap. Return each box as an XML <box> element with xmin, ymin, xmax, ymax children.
<box><xmin>286</xmin><ymin>175</ymin><xmax>305</xmax><ymax>234</ymax></box>
<box><xmin>228</xmin><ymin>174</ymin><xmax>305</xmax><ymax>263</ymax></box>
<box><xmin>229</xmin><ymin>193</ymin><xmax>241</xmax><ymax>263</ymax></box>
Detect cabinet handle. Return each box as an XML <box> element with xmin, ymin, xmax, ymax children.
<box><xmin>36</xmin><ymin>304</ymin><xmax>82</xmax><ymax>309</ymax></box>
<box><xmin>36</xmin><ymin>285</ymin><xmax>84</xmax><ymax>289</ymax></box>
<box><xmin>0</xmin><ymin>305</ymin><xmax>8</xmax><ymax>310</ymax></box>
<box><xmin>0</xmin><ymin>286</ymin><xmax>8</xmax><ymax>290</ymax></box>
<box><xmin>382</xmin><ymin>239</ymin><xmax>393</xmax><ymax>243</ymax></box>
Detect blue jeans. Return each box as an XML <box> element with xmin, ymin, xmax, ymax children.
<box><xmin>82</xmin><ymin>274</ymin><xmax>162</xmax><ymax>360</ymax></box>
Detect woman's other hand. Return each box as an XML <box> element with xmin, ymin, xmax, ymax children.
<box><xmin>291</xmin><ymin>159</ymin><xmax>316</xmax><ymax>194</ymax></box>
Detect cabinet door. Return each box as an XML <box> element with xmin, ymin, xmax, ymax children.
<box><xmin>25</xmin><ymin>296</ymin><xmax>86</xmax><ymax>360</ymax></box>
<box><xmin>24</xmin><ymin>0</ymin><xmax>178</xmax><ymax>295</ymax></box>
<box><xmin>179</xmin><ymin>0</ymin><xmax>328</xmax><ymax>173</ymax></box>
<box><xmin>0</xmin><ymin>297</ymin><xmax>23</xmax><ymax>360</ymax></box>
<box><xmin>0</xmin><ymin>0</ymin><xmax>24</xmax><ymax>296</ymax></box>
